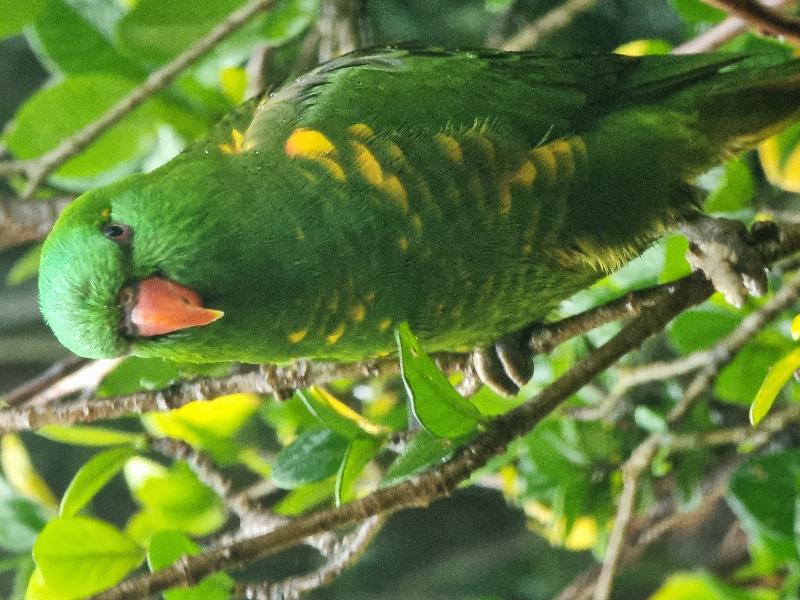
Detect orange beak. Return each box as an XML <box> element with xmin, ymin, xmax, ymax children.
<box><xmin>125</xmin><ymin>276</ymin><xmax>224</xmax><ymax>337</ymax></box>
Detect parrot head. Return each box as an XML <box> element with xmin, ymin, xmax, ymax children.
<box><xmin>38</xmin><ymin>158</ymin><xmax>251</xmax><ymax>360</ymax></box>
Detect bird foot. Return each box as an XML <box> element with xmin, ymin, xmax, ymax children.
<box><xmin>472</xmin><ymin>326</ymin><xmax>536</xmax><ymax>397</ymax></box>
<box><xmin>680</xmin><ymin>216</ymin><xmax>777</xmax><ymax>308</ymax></box>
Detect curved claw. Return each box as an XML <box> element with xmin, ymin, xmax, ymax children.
<box><xmin>472</xmin><ymin>328</ymin><xmax>535</xmax><ymax>397</ymax></box>
<box><xmin>681</xmin><ymin>216</ymin><xmax>772</xmax><ymax>308</ymax></box>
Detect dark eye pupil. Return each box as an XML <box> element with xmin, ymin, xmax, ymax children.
<box><xmin>102</xmin><ymin>223</ymin><xmax>129</xmax><ymax>241</ymax></box>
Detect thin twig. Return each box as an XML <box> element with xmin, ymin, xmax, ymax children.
<box><xmin>572</xmin><ymin>350</ymin><xmax>713</xmax><ymax>421</ymax></box>
<box><xmin>703</xmin><ymin>0</ymin><xmax>800</xmax><ymax>45</ymax></box>
<box><xmin>0</xmin><ymin>0</ymin><xmax>275</xmax><ymax>199</ymax></box>
<box><xmin>0</xmin><ymin>196</ymin><xmax>72</xmax><ymax>250</ymax></box>
<box><xmin>592</xmin><ymin>266</ymin><xmax>800</xmax><ymax>600</ymax></box>
<box><xmin>500</xmin><ymin>0</ymin><xmax>600</xmax><ymax>51</ymax></box>
<box><xmin>1</xmin><ymin>356</ymin><xmax>87</xmax><ymax>407</ymax></box>
<box><xmin>674</xmin><ymin>0</ymin><xmax>795</xmax><ymax>54</ymax></box>
<box><xmin>237</xmin><ymin>516</ymin><xmax>386</xmax><ymax>599</ymax></box>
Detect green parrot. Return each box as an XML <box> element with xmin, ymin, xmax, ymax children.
<box><xmin>38</xmin><ymin>49</ymin><xmax>800</xmax><ymax>393</ymax></box>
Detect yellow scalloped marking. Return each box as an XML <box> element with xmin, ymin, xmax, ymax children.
<box><xmin>398</xmin><ymin>235</ymin><xmax>409</xmax><ymax>252</ymax></box>
<box><xmin>378</xmin><ymin>318</ymin><xmax>392</xmax><ymax>332</ymax></box>
<box><xmin>348</xmin><ymin>123</ymin><xmax>374</xmax><ymax>139</ymax></box>
<box><xmin>288</xmin><ymin>328</ymin><xmax>309</xmax><ymax>343</ymax></box>
<box><xmin>352</xmin><ymin>141</ymin><xmax>384</xmax><ymax>186</ymax></box>
<box><xmin>219</xmin><ymin>128</ymin><xmax>246</xmax><ymax>155</ymax></box>
<box><xmin>350</xmin><ymin>303</ymin><xmax>366</xmax><ymax>323</ymax></box>
<box><xmin>435</xmin><ymin>133</ymin><xmax>463</xmax><ymax>164</ymax></box>
<box><xmin>285</xmin><ymin>128</ymin><xmax>335</xmax><ymax>157</ymax></box>
<box><xmin>411</xmin><ymin>213</ymin><xmax>423</xmax><ymax>232</ymax></box>
<box><xmin>511</xmin><ymin>160</ymin><xmax>537</xmax><ymax>188</ymax></box>
<box><xmin>314</xmin><ymin>156</ymin><xmax>346</xmax><ymax>182</ymax></box>
<box><xmin>550</xmin><ymin>139</ymin><xmax>576</xmax><ymax>179</ymax></box>
<box><xmin>382</xmin><ymin>175</ymin><xmax>408</xmax><ymax>212</ymax></box>
<box><xmin>325</xmin><ymin>322</ymin><xmax>346</xmax><ymax>345</ymax></box>
<box><xmin>530</xmin><ymin>145</ymin><xmax>558</xmax><ymax>180</ymax></box>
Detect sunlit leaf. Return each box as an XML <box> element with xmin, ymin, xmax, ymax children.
<box><xmin>37</xmin><ymin>425</ymin><xmax>144</xmax><ymax>447</ymax></box>
<box><xmin>0</xmin><ymin>0</ymin><xmax>44</xmax><ymax>38</ymax></box>
<box><xmin>272</xmin><ymin>429</ymin><xmax>349</xmax><ymax>489</ymax></box>
<box><xmin>60</xmin><ymin>446</ymin><xmax>137</xmax><ymax>517</ymax></box>
<box><xmin>758</xmin><ymin>123</ymin><xmax>800</xmax><ymax>193</ymax></box>
<box><xmin>145</xmin><ymin>393</ymin><xmax>259</xmax><ymax>462</ymax></box>
<box><xmin>148</xmin><ymin>531</ymin><xmax>233</xmax><ymax>600</ymax></box>
<box><xmin>0</xmin><ymin>476</ymin><xmax>48</xmax><ymax>553</ymax></box>
<box><xmin>335</xmin><ymin>437</ymin><xmax>382</xmax><ymax>506</ymax></box>
<box><xmin>614</xmin><ymin>39</ymin><xmax>671</xmax><ymax>56</ymax></box>
<box><xmin>33</xmin><ymin>516</ymin><xmax>145</xmax><ymax>597</ymax></box>
<box><xmin>791</xmin><ymin>315</ymin><xmax>800</xmax><ymax>341</ymax></box>
<box><xmin>298</xmin><ymin>386</ymin><xmax>389</xmax><ymax>440</ymax></box>
<box><xmin>395</xmin><ymin>322</ymin><xmax>481</xmax><ymax>439</ymax></box>
<box><xmin>382</xmin><ymin>429</ymin><xmax>456</xmax><ymax>487</ymax></box>
<box><xmin>0</xmin><ymin>435</ymin><xmax>57</xmax><ymax>509</ymax></box>
<box><xmin>750</xmin><ymin>348</ymin><xmax>800</xmax><ymax>425</ymax></box>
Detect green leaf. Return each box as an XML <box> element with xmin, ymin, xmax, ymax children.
<box><xmin>127</xmin><ymin>460</ymin><xmax>226</xmax><ymax>537</ymax></box>
<box><xmin>660</xmin><ymin>234</ymin><xmax>691</xmax><ymax>283</ymax></box>
<box><xmin>382</xmin><ymin>429</ymin><xmax>456</xmax><ymax>487</ymax></box>
<box><xmin>750</xmin><ymin>348</ymin><xmax>800</xmax><ymax>425</ymax></box>
<box><xmin>6</xmin><ymin>244</ymin><xmax>41</xmax><ymax>286</ymax></box>
<box><xmin>702</xmin><ymin>158</ymin><xmax>755</xmax><ymax>213</ymax></box>
<box><xmin>33</xmin><ymin>516</ymin><xmax>145</xmax><ymax>597</ymax></box>
<box><xmin>274</xmin><ymin>478</ymin><xmax>335</xmax><ymax>516</ymax></box>
<box><xmin>668</xmin><ymin>308</ymin><xmax>740</xmax><ymax>354</ymax></box>
<box><xmin>0</xmin><ymin>0</ymin><xmax>44</xmax><ymax>38</ymax></box>
<box><xmin>4</xmin><ymin>74</ymin><xmax>161</xmax><ymax>183</ymax></box>
<box><xmin>395</xmin><ymin>322</ymin><xmax>481</xmax><ymax>439</ymax></box>
<box><xmin>716</xmin><ymin>336</ymin><xmax>789</xmax><ymax>405</ymax></box>
<box><xmin>335</xmin><ymin>437</ymin><xmax>382</xmax><ymax>506</ymax></box>
<box><xmin>298</xmin><ymin>386</ymin><xmax>389</xmax><ymax>440</ymax></box>
<box><xmin>0</xmin><ymin>477</ymin><xmax>48</xmax><ymax>553</ymax></box>
<box><xmin>728</xmin><ymin>450</ymin><xmax>800</xmax><ymax>560</ymax></box>
<box><xmin>272</xmin><ymin>429</ymin><xmax>350</xmax><ymax>489</ymax></box>
<box><xmin>148</xmin><ymin>531</ymin><xmax>233</xmax><ymax>600</ymax></box>
<box><xmin>144</xmin><ymin>392</ymin><xmax>259</xmax><ymax>463</ymax></box>
<box><xmin>37</xmin><ymin>425</ymin><xmax>144</xmax><ymax>447</ymax></box>
<box><xmin>651</xmin><ymin>571</ymin><xmax>778</xmax><ymax>600</ymax></box>
<box><xmin>261</xmin><ymin>0</ymin><xmax>319</xmax><ymax>43</ymax></box>
<box><xmin>32</xmin><ymin>0</ymin><xmax>141</xmax><ymax>76</ymax></box>
<box><xmin>614</xmin><ymin>39</ymin><xmax>671</xmax><ymax>56</ymax></box>
<box><xmin>117</xmin><ymin>0</ymin><xmax>244</xmax><ymax>65</ymax></box>
<box><xmin>97</xmin><ymin>356</ymin><xmax>182</xmax><ymax>396</ymax></box>
<box><xmin>60</xmin><ymin>446</ymin><xmax>136</xmax><ymax>517</ymax></box>
<box><xmin>670</xmin><ymin>0</ymin><xmax>725</xmax><ymax>26</ymax></box>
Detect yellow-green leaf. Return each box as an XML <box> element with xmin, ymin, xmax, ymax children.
<box><xmin>1</xmin><ymin>435</ymin><xmax>57</xmax><ymax>510</ymax></box>
<box><xmin>298</xmin><ymin>386</ymin><xmax>389</xmax><ymax>440</ymax></box>
<box><xmin>60</xmin><ymin>447</ymin><xmax>137</xmax><ymax>517</ymax></box>
<box><xmin>791</xmin><ymin>314</ymin><xmax>800</xmax><ymax>341</ymax></box>
<box><xmin>750</xmin><ymin>347</ymin><xmax>800</xmax><ymax>425</ymax></box>
<box><xmin>37</xmin><ymin>425</ymin><xmax>145</xmax><ymax>447</ymax></box>
<box><xmin>33</xmin><ymin>516</ymin><xmax>145</xmax><ymax>597</ymax></box>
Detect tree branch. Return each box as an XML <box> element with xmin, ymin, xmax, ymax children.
<box><xmin>0</xmin><ymin>196</ymin><xmax>72</xmax><ymax>250</ymax></box>
<box><xmin>674</xmin><ymin>0</ymin><xmax>795</xmax><ymax>54</ymax></box>
<box><xmin>703</xmin><ymin>0</ymin><xmax>800</xmax><ymax>45</ymax></box>
<box><xmin>500</xmin><ymin>0</ymin><xmax>600</xmax><ymax>51</ymax></box>
<box><xmin>0</xmin><ymin>0</ymin><xmax>276</xmax><ymax>199</ymax></box>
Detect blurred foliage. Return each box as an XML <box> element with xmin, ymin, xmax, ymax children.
<box><xmin>1</xmin><ymin>0</ymin><xmax>800</xmax><ymax>599</ymax></box>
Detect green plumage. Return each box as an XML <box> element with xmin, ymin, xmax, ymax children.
<box><xmin>38</xmin><ymin>49</ymin><xmax>800</xmax><ymax>362</ymax></box>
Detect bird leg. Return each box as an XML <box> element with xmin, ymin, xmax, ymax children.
<box><xmin>680</xmin><ymin>215</ymin><xmax>778</xmax><ymax>307</ymax></box>
<box><xmin>473</xmin><ymin>325</ymin><xmax>536</xmax><ymax>397</ymax></box>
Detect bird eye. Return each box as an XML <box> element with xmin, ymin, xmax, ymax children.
<box><xmin>102</xmin><ymin>223</ymin><xmax>131</xmax><ymax>243</ymax></box>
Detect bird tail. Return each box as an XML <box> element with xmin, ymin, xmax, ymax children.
<box><xmin>683</xmin><ymin>56</ymin><xmax>800</xmax><ymax>154</ymax></box>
